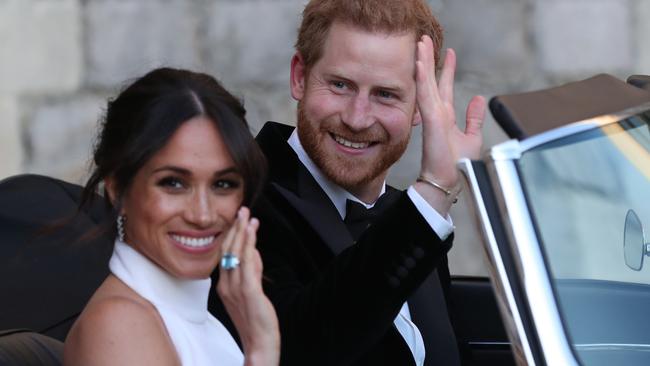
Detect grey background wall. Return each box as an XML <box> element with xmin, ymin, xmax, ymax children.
<box><xmin>1</xmin><ymin>0</ymin><xmax>649</xmax><ymax>275</ymax></box>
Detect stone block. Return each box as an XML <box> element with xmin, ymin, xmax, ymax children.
<box><xmin>238</xmin><ymin>86</ymin><xmax>297</xmax><ymax>135</ymax></box>
<box><xmin>634</xmin><ymin>0</ymin><xmax>650</xmax><ymax>73</ymax></box>
<box><xmin>24</xmin><ymin>95</ymin><xmax>106</xmax><ymax>183</ymax></box>
<box><xmin>84</xmin><ymin>0</ymin><xmax>201</xmax><ymax>88</ymax></box>
<box><xmin>0</xmin><ymin>98</ymin><xmax>23</xmax><ymax>179</ymax></box>
<box><xmin>0</xmin><ymin>0</ymin><xmax>82</xmax><ymax>93</ymax></box>
<box><xmin>438</xmin><ymin>0</ymin><xmax>534</xmax><ymax>87</ymax></box>
<box><xmin>534</xmin><ymin>0</ymin><xmax>632</xmax><ymax>77</ymax></box>
<box><xmin>203</xmin><ymin>1</ymin><xmax>303</xmax><ymax>88</ymax></box>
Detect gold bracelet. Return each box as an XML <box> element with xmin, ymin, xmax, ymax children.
<box><xmin>416</xmin><ymin>176</ymin><xmax>459</xmax><ymax>203</ymax></box>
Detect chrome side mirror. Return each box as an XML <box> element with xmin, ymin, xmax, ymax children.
<box><xmin>624</xmin><ymin>209</ymin><xmax>650</xmax><ymax>271</ymax></box>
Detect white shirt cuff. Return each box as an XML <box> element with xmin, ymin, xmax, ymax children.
<box><xmin>406</xmin><ymin>186</ymin><xmax>454</xmax><ymax>240</ymax></box>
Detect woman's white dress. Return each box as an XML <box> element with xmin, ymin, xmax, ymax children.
<box><xmin>109</xmin><ymin>239</ymin><xmax>244</xmax><ymax>366</ymax></box>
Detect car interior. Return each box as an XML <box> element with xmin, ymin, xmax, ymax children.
<box><xmin>2</xmin><ymin>74</ymin><xmax>650</xmax><ymax>366</ymax></box>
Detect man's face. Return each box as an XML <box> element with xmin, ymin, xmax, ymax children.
<box><xmin>291</xmin><ymin>21</ymin><xmax>420</xmax><ymax>194</ymax></box>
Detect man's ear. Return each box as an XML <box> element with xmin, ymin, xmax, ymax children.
<box><xmin>290</xmin><ymin>51</ymin><xmax>307</xmax><ymax>101</ymax></box>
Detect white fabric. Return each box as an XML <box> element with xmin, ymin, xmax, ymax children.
<box><xmin>398</xmin><ymin>303</ymin><xmax>426</xmax><ymax>366</ymax></box>
<box><xmin>109</xmin><ymin>240</ymin><xmax>244</xmax><ymax>366</ymax></box>
<box><xmin>289</xmin><ymin>129</ymin><xmax>437</xmax><ymax>366</ymax></box>
<box><xmin>406</xmin><ymin>186</ymin><xmax>454</xmax><ymax>239</ymax></box>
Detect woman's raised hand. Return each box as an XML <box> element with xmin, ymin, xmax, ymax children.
<box><xmin>217</xmin><ymin>207</ymin><xmax>280</xmax><ymax>366</ymax></box>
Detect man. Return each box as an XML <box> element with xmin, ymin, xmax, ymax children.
<box><xmin>213</xmin><ymin>0</ymin><xmax>485</xmax><ymax>365</ymax></box>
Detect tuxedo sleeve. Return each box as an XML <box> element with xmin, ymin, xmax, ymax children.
<box><xmin>255</xmin><ymin>191</ymin><xmax>453</xmax><ymax>366</ymax></box>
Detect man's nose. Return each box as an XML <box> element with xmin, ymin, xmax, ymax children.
<box><xmin>341</xmin><ymin>95</ymin><xmax>373</xmax><ymax>131</ymax></box>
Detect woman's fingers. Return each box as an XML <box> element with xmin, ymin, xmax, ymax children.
<box><xmin>225</xmin><ymin>207</ymin><xmax>250</xmax><ymax>288</ymax></box>
<box><xmin>219</xmin><ymin>209</ymin><xmax>239</xmax><ymax>253</ymax></box>
<box><xmin>218</xmin><ymin>207</ymin><xmax>247</xmax><ymax>300</ymax></box>
<box><xmin>216</xmin><ymin>210</ymin><xmax>279</xmax><ymax>363</ymax></box>
<box><xmin>240</xmin><ymin>218</ymin><xmax>261</xmax><ymax>295</ymax></box>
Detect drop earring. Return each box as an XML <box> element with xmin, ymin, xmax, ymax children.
<box><xmin>117</xmin><ymin>215</ymin><xmax>126</xmax><ymax>242</ymax></box>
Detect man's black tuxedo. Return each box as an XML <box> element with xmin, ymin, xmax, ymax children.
<box><xmin>230</xmin><ymin>121</ymin><xmax>462</xmax><ymax>366</ymax></box>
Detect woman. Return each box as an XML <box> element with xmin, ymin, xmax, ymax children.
<box><xmin>63</xmin><ymin>68</ymin><xmax>279</xmax><ymax>365</ymax></box>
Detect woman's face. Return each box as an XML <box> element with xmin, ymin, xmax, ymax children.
<box><xmin>118</xmin><ymin>116</ymin><xmax>244</xmax><ymax>279</ymax></box>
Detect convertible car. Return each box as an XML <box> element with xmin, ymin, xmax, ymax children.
<box><xmin>1</xmin><ymin>74</ymin><xmax>649</xmax><ymax>366</ymax></box>
<box><xmin>459</xmin><ymin>73</ymin><xmax>650</xmax><ymax>366</ymax></box>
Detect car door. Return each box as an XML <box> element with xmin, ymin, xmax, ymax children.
<box><xmin>460</xmin><ymin>75</ymin><xmax>650</xmax><ymax>365</ymax></box>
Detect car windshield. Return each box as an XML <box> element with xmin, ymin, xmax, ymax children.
<box><xmin>517</xmin><ymin>110</ymin><xmax>650</xmax><ymax>366</ymax></box>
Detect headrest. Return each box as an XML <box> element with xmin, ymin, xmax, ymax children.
<box><xmin>627</xmin><ymin>75</ymin><xmax>650</xmax><ymax>92</ymax></box>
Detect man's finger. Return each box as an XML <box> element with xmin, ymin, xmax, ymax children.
<box><xmin>464</xmin><ymin>95</ymin><xmax>486</xmax><ymax>137</ymax></box>
<box><xmin>438</xmin><ymin>48</ymin><xmax>456</xmax><ymax>106</ymax></box>
<box><xmin>415</xmin><ymin>36</ymin><xmax>441</xmax><ymax>120</ymax></box>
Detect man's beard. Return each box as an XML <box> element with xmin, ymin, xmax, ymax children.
<box><xmin>296</xmin><ymin>101</ymin><xmax>410</xmax><ymax>191</ymax></box>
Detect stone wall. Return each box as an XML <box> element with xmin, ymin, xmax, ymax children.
<box><xmin>1</xmin><ymin>0</ymin><xmax>649</xmax><ymax>275</ymax></box>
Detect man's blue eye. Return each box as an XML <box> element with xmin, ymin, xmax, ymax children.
<box><xmin>378</xmin><ymin>90</ymin><xmax>394</xmax><ymax>99</ymax></box>
<box><xmin>332</xmin><ymin>81</ymin><xmax>346</xmax><ymax>89</ymax></box>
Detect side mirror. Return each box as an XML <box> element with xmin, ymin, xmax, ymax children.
<box><xmin>624</xmin><ymin>209</ymin><xmax>650</xmax><ymax>271</ymax></box>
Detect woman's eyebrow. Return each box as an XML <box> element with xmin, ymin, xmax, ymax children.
<box><xmin>151</xmin><ymin>165</ymin><xmax>240</xmax><ymax>177</ymax></box>
<box><xmin>151</xmin><ymin>166</ymin><xmax>191</xmax><ymax>175</ymax></box>
<box><xmin>213</xmin><ymin>167</ymin><xmax>240</xmax><ymax>177</ymax></box>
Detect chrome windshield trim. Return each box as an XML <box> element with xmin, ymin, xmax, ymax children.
<box><xmin>516</xmin><ymin>102</ymin><xmax>650</xmax><ymax>152</ymax></box>
<box><xmin>574</xmin><ymin>343</ymin><xmax>650</xmax><ymax>352</ymax></box>
<box><xmin>458</xmin><ymin>158</ymin><xmax>536</xmax><ymax>366</ymax></box>
<box><xmin>486</xmin><ymin>156</ymin><xmax>580</xmax><ymax>366</ymax></box>
<box><xmin>489</xmin><ymin>139</ymin><xmax>522</xmax><ymax>161</ymax></box>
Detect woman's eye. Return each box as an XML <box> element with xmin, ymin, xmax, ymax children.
<box><xmin>214</xmin><ymin>179</ymin><xmax>241</xmax><ymax>190</ymax></box>
<box><xmin>157</xmin><ymin>177</ymin><xmax>184</xmax><ymax>190</ymax></box>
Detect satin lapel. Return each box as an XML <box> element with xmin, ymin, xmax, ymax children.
<box><xmin>408</xmin><ymin>271</ymin><xmax>461</xmax><ymax>366</ymax></box>
<box><xmin>259</xmin><ymin>122</ymin><xmax>355</xmax><ymax>255</ymax></box>
<box><xmin>271</xmin><ymin>167</ymin><xmax>354</xmax><ymax>255</ymax></box>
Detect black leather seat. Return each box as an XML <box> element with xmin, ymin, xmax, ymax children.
<box><xmin>0</xmin><ymin>329</ymin><xmax>63</xmax><ymax>366</ymax></box>
<box><xmin>0</xmin><ymin>174</ymin><xmax>112</xmax><ymax>342</ymax></box>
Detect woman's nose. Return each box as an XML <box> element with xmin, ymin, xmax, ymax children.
<box><xmin>186</xmin><ymin>189</ymin><xmax>215</xmax><ymax>227</ymax></box>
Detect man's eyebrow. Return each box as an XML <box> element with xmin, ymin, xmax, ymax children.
<box><xmin>376</xmin><ymin>84</ymin><xmax>404</xmax><ymax>93</ymax></box>
<box><xmin>324</xmin><ymin>72</ymin><xmax>354</xmax><ymax>83</ymax></box>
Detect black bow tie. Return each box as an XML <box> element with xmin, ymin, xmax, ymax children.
<box><xmin>344</xmin><ymin>191</ymin><xmax>398</xmax><ymax>241</ymax></box>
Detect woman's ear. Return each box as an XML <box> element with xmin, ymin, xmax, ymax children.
<box><xmin>104</xmin><ymin>177</ymin><xmax>120</xmax><ymax>208</ymax></box>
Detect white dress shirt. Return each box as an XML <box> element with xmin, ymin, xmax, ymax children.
<box><xmin>288</xmin><ymin>130</ymin><xmax>454</xmax><ymax>366</ymax></box>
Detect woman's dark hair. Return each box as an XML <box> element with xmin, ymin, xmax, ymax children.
<box><xmin>80</xmin><ymin>68</ymin><xmax>267</xmax><ymax>236</ymax></box>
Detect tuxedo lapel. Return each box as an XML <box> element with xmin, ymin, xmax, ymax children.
<box><xmin>408</xmin><ymin>271</ymin><xmax>461</xmax><ymax>366</ymax></box>
<box><xmin>271</xmin><ymin>171</ymin><xmax>354</xmax><ymax>255</ymax></box>
<box><xmin>258</xmin><ymin>122</ymin><xmax>354</xmax><ymax>255</ymax></box>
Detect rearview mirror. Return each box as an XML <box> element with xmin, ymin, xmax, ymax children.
<box><xmin>624</xmin><ymin>209</ymin><xmax>650</xmax><ymax>271</ymax></box>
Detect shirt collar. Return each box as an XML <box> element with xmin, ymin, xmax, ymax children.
<box><xmin>288</xmin><ymin>129</ymin><xmax>386</xmax><ymax>219</ymax></box>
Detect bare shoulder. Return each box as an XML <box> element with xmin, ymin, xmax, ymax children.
<box><xmin>64</xmin><ymin>276</ymin><xmax>179</xmax><ymax>366</ymax></box>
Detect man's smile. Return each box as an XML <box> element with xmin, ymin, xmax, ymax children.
<box><xmin>331</xmin><ymin>133</ymin><xmax>375</xmax><ymax>150</ymax></box>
